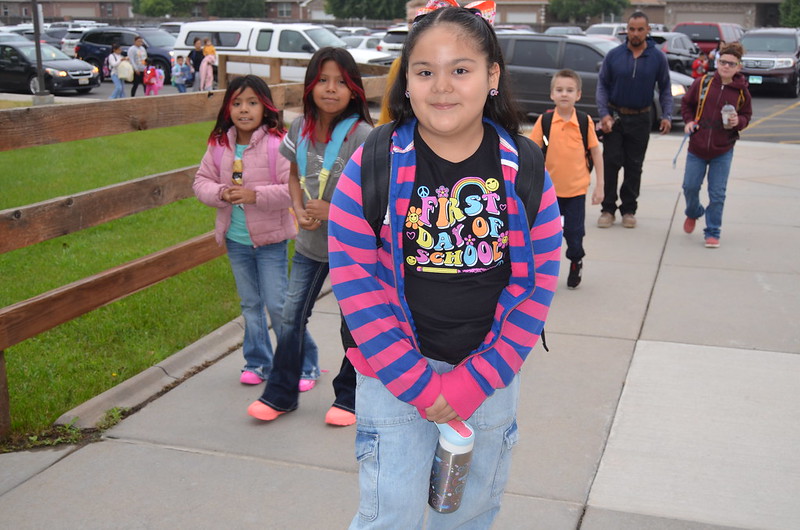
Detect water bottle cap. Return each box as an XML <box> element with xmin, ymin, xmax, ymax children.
<box><xmin>436</xmin><ymin>421</ymin><xmax>474</xmax><ymax>454</ymax></box>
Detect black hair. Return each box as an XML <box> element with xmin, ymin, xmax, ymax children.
<box><xmin>388</xmin><ymin>6</ymin><xmax>521</xmax><ymax>134</ymax></box>
<box><xmin>301</xmin><ymin>47</ymin><xmax>373</xmax><ymax>143</ymax></box>
<box><xmin>208</xmin><ymin>75</ymin><xmax>284</xmax><ymax>146</ymax></box>
<box><xmin>629</xmin><ymin>11</ymin><xmax>649</xmax><ymax>24</ymax></box>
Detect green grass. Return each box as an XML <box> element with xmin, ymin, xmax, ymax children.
<box><xmin>0</xmin><ymin>120</ymin><xmax>246</xmax><ymax>440</ymax></box>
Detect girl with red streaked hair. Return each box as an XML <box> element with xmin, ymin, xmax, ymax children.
<box><xmin>248</xmin><ymin>47</ymin><xmax>374</xmax><ymax>426</ymax></box>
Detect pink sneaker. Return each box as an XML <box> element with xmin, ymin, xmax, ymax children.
<box><xmin>325</xmin><ymin>406</ymin><xmax>356</xmax><ymax>426</ymax></box>
<box><xmin>704</xmin><ymin>237</ymin><xmax>720</xmax><ymax>248</ymax></box>
<box><xmin>239</xmin><ymin>371</ymin><xmax>263</xmax><ymax>385</ymax></box>
<box><xmin>298</xmin><ymin>379</ymin><xmax>316</xmax><ymax>392</ymax></box>
<box><xmin>247</xmin><ymin>401</ymin><xmax>285</xmax><ymax>422</ymax></box>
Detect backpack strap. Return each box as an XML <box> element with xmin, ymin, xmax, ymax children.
<box><xmin>540</xmin><ymin>111</ymin><xmax>554</xmax><ymax>159</ymax></box>
<box><xmin>541</xmin><ymin>110</ymin><xmax>591</xmax><ymax>171</ymax></box>
<box><xmin>360</xmin><ymin>122</ymin><xmax>395</xmax><ymax>248</ymax></box>
<box><xmin>695</xmin><ymin>74</ymin><xmax>713</xmax><ymax>123</ymax></box>
<box><xmin>513</xmin><ymin>134</ymin><xmax>544</xmax><ymax>230</ymax></box>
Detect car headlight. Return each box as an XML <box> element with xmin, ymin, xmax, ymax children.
<box><xmin>775</xmin><ymin>58</ymin><xmax>795</xmax><ymax>69</ymax></box>
<box><xmin>91</xmin><ymin>66</ymin><xmax>99</xmax><ymax>75</ymax></box>
<box><xmin>45</xmin><ymin>67</ymin><xmax>68</xmax><ymax>78</ymax></box>
<box><xmin>671</xmin><ymin>82</ymin><xmax>686</xmax><ymax>97</ymax></box>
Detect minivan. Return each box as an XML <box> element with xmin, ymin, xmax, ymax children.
<box><xmin>173</xmin><ymin>20</ymin><xmax>392</xmax><ymax>82</ymax></box>
<box><xmin>740</xmin><ymin>27</ymin><xmax>800</xmax><ymax>97</ymax></box>
<box><xmin>672</xmin><ymin>22</ymin><xmax>744</xmax><ymax>55</ymax></box>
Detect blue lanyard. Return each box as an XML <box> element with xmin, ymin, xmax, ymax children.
<box><xmin>296</xmin><ymin>115</ymin><xmax>359</xmax><ymax>200</ymax></box>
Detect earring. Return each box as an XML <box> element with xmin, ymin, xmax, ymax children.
<box><xmin>489</xmin><ymin>88</ymin><xmax>499</xmax><ymax>97</ymax></box>
<box><xmin>405</xmin><ymin>90</ymin><xmax>410</xmax><ymax>99</ymax></box>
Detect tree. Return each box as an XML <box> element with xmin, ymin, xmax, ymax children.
<box><xmin>325</xmin><ymin>0</ymin><xmax>405</xmax><ymax>21</ymax></box>
<box><xmin>549</xmin><ymin>0</ymin><xmax>629</xmax><ymax>23</ymax></box>
<box><xmin>780</xmin><ymin>0</ymin><xmax>800</xmax><ymax>27</ymax></box>
<box><xmin>140</xmin><ymin>0</ymin><xmax>173</xmax><ymax>17</ymax></box>
<box><xmin>207</xmin><ymin>0</ymin><xmax>264</xmax><ymax>18</ymax></box>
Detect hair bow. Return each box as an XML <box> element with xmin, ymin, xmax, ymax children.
<box><xmin>416</xmin><ymin>0</ymin><xmax>496</xmax><ymax>25</ymax></box>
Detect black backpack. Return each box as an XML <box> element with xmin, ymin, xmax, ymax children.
<box><xmin>540</xmin><ymin>110</ymin><xmax>594</xmax><ymax>172</ymax></box>
<box><xmin>339</xmin><ymin>123</ymin><xmax>548</xmax><ymax>350</ymax></box>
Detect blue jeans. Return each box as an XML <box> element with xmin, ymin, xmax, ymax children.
<box><xmin>175</xmin><ymin>83</ymin><xmax>187</xmax><ymax>93</ymax></box>
<box><xmin>226</xmin><ymin>239</ymin><xmax>318</xmax><ymax>379</ymax></box>
<box><xmin>350</xmin><ymin>360</ymin><xmax>520</xmax><ymax>529</ymax></box>
<box><xmin>258</xmin><ymin>251</ymin><xmax>327</xmax><ymax>411</ymax></box>
<box><xmin>110</xmin><ymin>73</ymin><xmax>125</xmax><ymax>99</ymax></box>
<box><xmin>682</xmin><ymin>150</ymin><xmax>734</xmax><ymax>239</ymax></box>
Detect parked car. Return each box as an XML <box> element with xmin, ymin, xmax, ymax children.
<box><xmin>496</xmin><ymin>33</ymin><xmax>692</xmax><ymax>128</ymax></box>
<box><xmin>342</xmin><ymin>34</ymin><xmax>383</xmax><ymax>51</ymax></box>
<box><xmin>544</xmin><ymin>26</ymin><xmax>584</xmax><ymax>36</ymax></box>
<box><xmin>740</xmin><ymin>27</ymin><xmax>800</xmax><ymax>98</ymax></box>
<box><xmin>158</xmin><ymin>22</ymin><xmax>183</xmax><ymax>36</ymax></box>
<box><xmin>60</xmin><ymin>28</ymin><xmax>89</xmax><ymax>57</ymax></box>
<box><xmin>75</xmin><ymin>26</ymin><xmax>176</xmax><ymax>82</ymax></box>
<box><xmin>22</xmin><ymin>28</ymin><xmax>68</xmax><ymax>47</ymax></box>
<box><xmin>585</xmin><ymin>23</ymin><xmax>628</xmax><ymax>42</ymax></box>
<box><xmin>649</xmin><ymin>31</ymin><xmax>700</xmax><ymax>75</ymax></box>
<box><xmin>0</xmin><ymin>31</ymin><xmax>29</xmax><ymax>44</ymax></box>
<box><xmin>173</xmin><ymin>21</ymin><xmax>393</xmax><ymax>82</ymax></box>
<box><xmin>672</xmin><ymin>22</ymin><xmax>744</xmax><ymax>55</ymax></box>
<box><xmin>336</xmin><ymin>26</ymin><xmax>373</xmax><ymax>37</ymax></box>
<box><xmin>0</xmin><ymin>41</ymin><xmax>100</xmax><ymax>94</ymax></box>
<box><xmin>377</xmin><ymin>26</ymin><xmax>408</xmax><ymax>56</ymax></box>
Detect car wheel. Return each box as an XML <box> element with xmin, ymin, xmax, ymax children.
<box><xmin>673</xmin><ymin>63</ymin><xmax>686</xmax><ymax>75</ymax></box>
<box><xmin>28</xmin><ymin>75</ymin><xmax>40</xmax><ymax>95</ymax></box>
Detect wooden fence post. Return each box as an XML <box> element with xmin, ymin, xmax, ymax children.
<box><xmin>0</xmin><ymin>350</ymin><xmax>10</xmax><ymax>438</ymax></box>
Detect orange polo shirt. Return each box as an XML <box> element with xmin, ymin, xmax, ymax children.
<box><xmin>529</xmin><ymin>109</ymin><xmax>599</xmax><ymax>198</ymax></box>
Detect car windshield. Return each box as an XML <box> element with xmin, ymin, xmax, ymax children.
<box><xmin>674</xmin><ymin>25</ymin><xmax>719</xmax><ymax>41</ymax></box>
<box><xmin>18</xmin><ymin>43</ymin><xmax>71</xmax><ymax>61</ymax></box>
<box><xmin>741</xmin><ymin>35</ymin><xmax>796</xmax><ymax>53</ymax></box>
<box><xmin>307</xmin><ymin>27</ymin><xmax>346</xmax><ymax>48</ymax></box>
<box><xmin>141</xmin><ymin>31</ymin><xmax>176</xmax><ymax>47</ymax></box>
<box><xmin>586</xmin><ymin>26</ymin><xmax>613</xmax><ymax>36</ymax></box>
<box><xmin>342</xmin><ymin>36</ymin><xmax>361</xmax><ymax>47</ymax></box>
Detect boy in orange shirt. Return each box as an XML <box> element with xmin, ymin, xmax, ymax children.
<box><xmin>529</xmin><ymin>69</ymin><xmax>604</xmax><ymax>289</ymax></box>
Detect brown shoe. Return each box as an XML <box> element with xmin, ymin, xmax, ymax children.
<box><xmin>597</xmin><ymin>212</ymin><xmax>615</xmax><ymax>228</ymax></box>
<box><xmin>622</xmin><ymin>213</ymin><xmax>637</xmax><ymax>228</ymax></box>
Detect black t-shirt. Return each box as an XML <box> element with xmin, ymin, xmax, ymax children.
<box><xmin>188</xmin><ymin>49</ymin><xmax>204</xmax><ymax>72</ymax></box>
<box><xmin>403</xmin><ymin>124</ymin><xmax>511</xmax><ymax>364</ymax></box>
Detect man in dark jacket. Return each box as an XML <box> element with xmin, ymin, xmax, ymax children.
<box><xmin>596</xmin><ymin>12</ymin><xmax>672</xmax><ymax>229</ymax></box>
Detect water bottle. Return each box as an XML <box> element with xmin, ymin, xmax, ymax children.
<box><xmin>428</xmin><ymin>420</ymin><xmax>475</xmax><ymax>513</ymax></box>
<box><xmin>721</xmin><ymin>103</ymin><xmax>736</xmax><ymax>129</ymax></box>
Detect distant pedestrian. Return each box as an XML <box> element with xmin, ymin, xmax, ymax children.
<box><xmin>692</xmin><ymin>51</ymin><xmax>708</xmax><ymax>79</ymax></box>
<box><xmin>171</xmin><ymin>55</ymin><xmax>190</xmax><ymax>93</ymax></box>
<box><xmin>106</xmin><ymin>43</ymin><xmax>127</xmax><ymax>99</ymax></box>
<box><xmin>596</xmin><ymin>11</ymin><xmax>672</xmax><ymax>229</ymax></box>
<box><xmin>680</xmin><ymin>42</ymin><xmax>752</xmax><ymax>248</ymax></box>
<box><xmin>143</xmin><ymin>58</ymin><xmax>162</xmax><ymax>96</ymax></box>
<box><xmin>128</xmin><ymin>35</ymin><xmax>147</xmax><ymax>97</ymax></box>
<box><xmin>188</xmin><ymin>37</ymin><xmax>204</xmax><ymax>91</ymax></box>
<box><xmin>199</xmin><ymin>54</ymin><xmax>215</xmax><ymax>91</ymax></box>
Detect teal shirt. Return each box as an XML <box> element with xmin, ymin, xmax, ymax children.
<box><xmin>225</xmin><ymin>144</ymin><xmax>253</xmax><ymax>246</ymax></box>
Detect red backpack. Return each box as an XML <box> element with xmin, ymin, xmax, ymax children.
<box><xmin>143</xmin><ymin>66</ymin><xmax>157</xmax><ymax>85</ymax></box>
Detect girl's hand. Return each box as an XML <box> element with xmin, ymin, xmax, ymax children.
<box><xmin>294</xmin><ymin>206</ymin><xmax>321</xmax><ymax>230</ymax></box>
<box><xmin>224</xmin><ymin>186</ymin><xmax>256</xmax><ymax>205</ymax></box>
<box><xmin>304</xmin><ymin>199</ymin><xmax>330</xmax><ymax>222</ymax></box>
<box><xmin>425</xmin><ymin>395</ymin><xmax>461</xmax><ymax>424</ymax></box>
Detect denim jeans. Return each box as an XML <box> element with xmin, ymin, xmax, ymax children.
<box><xmin>225</xmin><ymin>239</ymin><xmax>318</xmax><ymax>379</ymax></box>
<box><xmin>258</xmin><ymin>251</ymin><xmax>328</xmax><ymax>411</ymax></box>
<box><xmin>349</xmin><ymin>360</ymin><xmax>520</xmax><ymax>529</ymax></box>
<box><xmin>682</xmin><ymin>150</ymin><xmax>734</xmax><ymax>239</ymax></box>
<box><xmin>175</xmin><ymin>83</ymin><xmax>187</xmax><ymax>93</ymax></box>
<box><xmin>110</xmin><ymin>73</ymin><xmax>125</xmax><ymax>99</ymax></box>
<box><xmin>601</xmin><ymin>111</ymin><xmax>652</xmax><ymax>216</ymax></box>
<box><xmin>557</xmin><ymin>195</ymin><xmax>586</xmax><ymax>262</ymax></box>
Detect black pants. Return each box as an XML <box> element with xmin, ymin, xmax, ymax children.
<box><xmin>557</xmin><ymin>195</ymin><xmax>586</xmax><ymax>262</ymax></box>
<box><xmin>601</xmin><ymin>111</ymin><xmax>652</xmax><ymax>216</ymax></box>
<box><xmin>131</xmin><ymin>71</ymin><xmax>144</xmax><ymax>97</ymax></box>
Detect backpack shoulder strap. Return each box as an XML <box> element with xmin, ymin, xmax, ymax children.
<box><xmin>360</xmin><ymin>122</ymin><xmax>395</xmax><ymax>248</ymax></box>
<box><xmin>514</xmin><ymin>134</ymin><xmax>545</xmax><ymax>230</ymax></box>
<box><xmin>540</xmin><ymin>112</ymin><xmax>554</xmax><ymax>158</ymax></box>
<box><xmin>576</xmin><ymin>110</ymin><xmax>590</xmax><ymax>153</ymax></box>
<box><xmin>695</xmin><ymin>74</ymin><xmax>713</xmax><ymax>122</ymax></box>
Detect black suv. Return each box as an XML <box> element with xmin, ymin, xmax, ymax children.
<box><xmin>740</xmin><ymin>28</ymin><xmax>800</xmax><ymax>98</ymax></box>
<box><xmin>75</xmin><ymin>27</ymin><xmax>175</xmax><ymax>82</ymax></box>
<box><xmin>497</xmin><ymin>33</ymin><xmax>692</xmax><ymax>127</ymax></box>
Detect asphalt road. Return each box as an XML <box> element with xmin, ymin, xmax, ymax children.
<box><xmin>62</xmin><ymin>79</ymin><xmax>800</xmax><ymax>144</ymax></box>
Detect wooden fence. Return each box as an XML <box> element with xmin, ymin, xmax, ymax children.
<box><xmin>0</xmin><ymin>56</ymin><xmax>389</xmax><ymax>437</ymax></box>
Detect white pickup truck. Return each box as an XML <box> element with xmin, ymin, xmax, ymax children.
<box><xmin>173</xmin><ymin>20</ymin><xmax>393</xmax><ymax>82</ymax></box>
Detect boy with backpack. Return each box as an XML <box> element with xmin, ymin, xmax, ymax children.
<box><xmin>529</xmin><ymin>69</ymin><xmax>604</xmax><ymax>289</ymax></box>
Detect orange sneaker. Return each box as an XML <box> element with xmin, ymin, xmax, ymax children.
<box><xmin>247</xmin><ymin>401</ymin><xmax>286</xmax><ymax>422</ymax></box>
<box><xmin>325</xmin><ymin>406</ymin><xmax>356</xmax><ymax>426</ymax></box>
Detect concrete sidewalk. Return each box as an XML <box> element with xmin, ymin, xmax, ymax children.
<box><xmin>1</xmin><ymin>136</ymin><xmax>798</xmax><ymax>529</ymax></box>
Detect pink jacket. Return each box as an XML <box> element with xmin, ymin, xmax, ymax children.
<box><xmin>193</xmin><ymin>126</ymin><xmax>296</xmax><ymax>247</ymax></box>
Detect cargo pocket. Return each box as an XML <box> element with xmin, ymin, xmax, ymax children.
<box><xmin>491</xmin><ymin>420</ymin><xmax>519</xmax><ymax>499</ymax></box>
<box><xmin>354</xmin><ymin>429</ymin><xmax>380</xmax><ymax>522</ymax></box>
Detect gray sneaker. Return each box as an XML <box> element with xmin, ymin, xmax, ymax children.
<box><xmin>622</xmin><ymin>213</ymin><xmax>637</xmax><ymax>228</ymax></box>
<box><xmin>597</xmin><ymin>212</ymin><xmax>615</xmax><ymax>228</ymax></box>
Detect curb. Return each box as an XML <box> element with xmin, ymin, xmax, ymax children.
<box><xmin>56</xmin><ymin>317</ymin><xmax>245</xmax><ymax>429</ymax></box>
